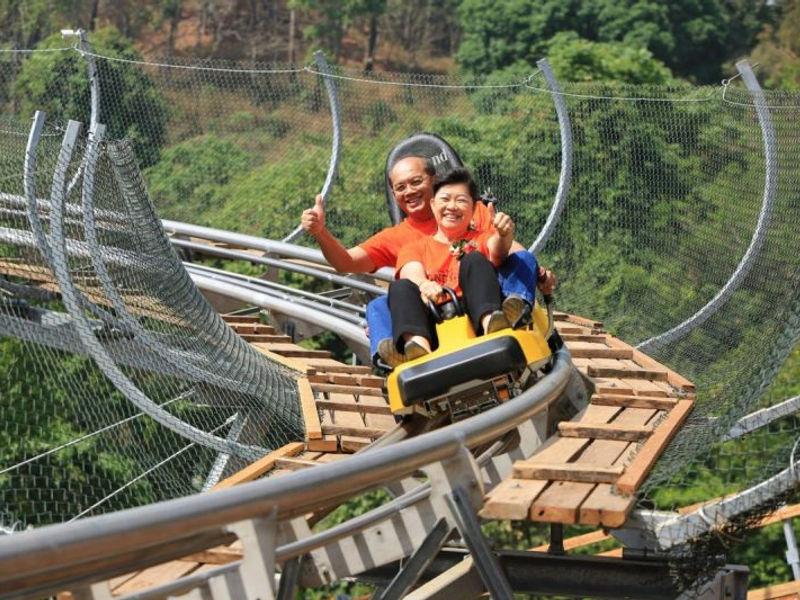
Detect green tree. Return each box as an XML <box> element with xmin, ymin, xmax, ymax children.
<box><xmin>0</xmin><ymin>0</ymin><xmax>83</xmax><ymax>48</ymax></box>
<box><xmin>544</xmin><ymin>31</ymin><xmax>672</xmax><ymax>84</ymax></box>
<box><xmin>290</xmin><ymin>0</ymin><xmax>386</xmax><ymax>62</ymax></box>
<box><xmin>456</xmin><ymin>0</ymin><xmax>774</xmax><ymax>83</ymax></box>
<box><xmin>751</xmin><ymin>0</ymin><xmax>800</xmax><ymax>90</ymax></box>
<box><xmin>0</xmin><ymin>338</ymin><xmax>156</xmax><ymax>526</ymax></box>
<box><xmin>12</xmin><ymin>26</ymin><xmax>168</xmax><ymax>167</ymax></box>
<box><xmin>145</xmin><ymin>134</ymin><xmax>252</xmax><ymax>223</ymax></box>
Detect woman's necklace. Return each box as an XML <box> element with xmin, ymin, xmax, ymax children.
<box><xmin>449</xmin><ymin>238</ymin><xmax>478</xmax><ymax>259</ymax></box>
<box><xmin>440</xmin><ymin>221</ymin><xmax>478</xmax><ymax>259</ymax></box>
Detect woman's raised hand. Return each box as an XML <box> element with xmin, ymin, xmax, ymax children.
<box><xmin>488</xmin><ymin>202</ymin><xmax>515</xmax><ymax>239</ymax></box>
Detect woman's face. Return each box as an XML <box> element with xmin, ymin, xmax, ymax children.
<box><xmin>432</xmin><ymin>182</ymin><xmax>474</xmax><ymax>238</ymax></box>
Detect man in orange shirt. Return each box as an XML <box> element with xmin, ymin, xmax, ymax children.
<box><xmin>301</xmin><ymin>155</ymin><xmax>555</xmax><ymax>365</ymax></box>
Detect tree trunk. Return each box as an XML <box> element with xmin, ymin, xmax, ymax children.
<box><xmin>249</xmin><ymin>0</ymin><xmax>258</xmax><ymax>31</ymax></box>
<box><xmin>364</xmin><ymin>13</ymin><xmax>379</xmax><ymax>71</ymax></box>
<box><xmin>288</xmin><ymin>9</ymin><xmax>296</xmax><ymax>63</ymax></box>
<box><xmin>88</xmin><ymin>0</ymin><xmax>100</xmax><ymax>31</ymax></box>
<box><xmin>167</xmin><ymin>3</ymin><xmax>182</xmax><ymax>57</ymax></box>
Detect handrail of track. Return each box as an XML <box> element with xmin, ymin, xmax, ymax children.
<box><xmin>185</xmin><ymin>263</ymin><xmax>366</xmax><ymax>318</ymax></box>
<box><xmin>162</xmin><ymin>219</ymin><xmax>395</xmax><ymax>282</ymax></box>
<box><xmin>0</xmin><ymin>348</ymin><xmax>571</xmax><ymax>597</ymax></box>
<box><xmin>172</xmin><ymin>237</ymin><xmax>387</xmax><ymax>296</ymax></box>
<box><xmin>189</xmin><ymin>271</ymin><xmax>369</xmax><ymax>350</ymax></box>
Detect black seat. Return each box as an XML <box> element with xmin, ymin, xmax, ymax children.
<box><xmin>395</xmin><ymin>336</ymin><xmax>528</xmax><ymax>407</ymax></box>
<box><xmin>384</xmin><ymin>132</ymin><xmax>464</xmax><ymax>225</ymax></box>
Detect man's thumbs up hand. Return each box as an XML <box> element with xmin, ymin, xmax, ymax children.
<box><xmin>301</xmin><ymin>193</ymin><xmax>326</xmax><ymax>236</ymax></box>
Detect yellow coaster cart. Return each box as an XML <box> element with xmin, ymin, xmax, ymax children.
<box><xmin>386</xmin><ymin>289</ymin><xmax>556</xmax><ymax>421</ymax></box>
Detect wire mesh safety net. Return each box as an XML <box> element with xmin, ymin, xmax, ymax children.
<box><xmin>0</xmin><ymin>111</ymin><xmax>303</xmax><ymax>530</ymax></box>
<box><xmin>0</xmin><ymin>44</ymin><xmax>799</xmax><ymax>566</ymax></box>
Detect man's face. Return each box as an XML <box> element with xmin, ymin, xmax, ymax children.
<box><xmin>389</xmin><ymin>157</ymin><xmax>434</xmax><ymax>220</ymax></box>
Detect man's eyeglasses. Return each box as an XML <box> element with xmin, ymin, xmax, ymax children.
<box><xmin>393</xmin><ymin>175</ymin><xmax>427</xmax><ymax>195</ymax></box>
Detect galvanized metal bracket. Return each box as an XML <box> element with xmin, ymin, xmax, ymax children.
<box><xmin>224</xmin><ymin>511</ymin><xmax>279</xmax><ymax>600</ymax></box>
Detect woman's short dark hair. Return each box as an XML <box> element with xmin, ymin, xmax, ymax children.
<box><xmin>433</xmin><ymin>167</ymin><xmax>480</xmax><ymax>201</ymax></box>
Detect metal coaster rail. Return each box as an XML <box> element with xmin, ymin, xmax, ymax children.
<box><xmin>0</xmin><ymin>349</ymin><xmax>572</xmax><ymax>598</ymax></box>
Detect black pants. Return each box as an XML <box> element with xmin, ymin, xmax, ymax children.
<box><xmin>388</xmin><ymin>252</ymin><xmax>503</xmax><ymax>351</ymax></box>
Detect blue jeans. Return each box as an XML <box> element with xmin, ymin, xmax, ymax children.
<box><xmin>367</xmin><ymin>251</ymin><xmax>539</xmax><ymax>362</ymax></box>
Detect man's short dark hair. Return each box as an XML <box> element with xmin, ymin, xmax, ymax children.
<box><xmin>433</xmin><ymin>167</ymin><xmax>480</xmax><ymax>200</ymax></box>
<box><xmin>387</xmin><ymin>154</ymin><xmax>436</xmax><ymax>186</ymax></box>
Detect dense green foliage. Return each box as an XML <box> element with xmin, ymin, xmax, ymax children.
<box><xmin>12</xmin><ymin>27</ymin><xmax>167</xmax><ymax>166</ymax></box>
<box><xmin>457</xmin><ymin>0</ymin><xmax>775</xmax><ymax>83</ymax></box>
<box><xmin>0</xmin><ymin>337</ymin><xmax>154</xmax><ymax>525</ymax></box>
<box><xmin>290</xmin><ymin>0</ymin><xmax>386</xmax><ymax>61</ymax></box>
<box><xmin>145</xmin><ymin>135</ymin><xmax>252</xmax><ymax>223</ymax></box>
<box><xmin>544</xmin><ymin>32</ymin><xmax>673</xmax><ymax>84</ymax></box>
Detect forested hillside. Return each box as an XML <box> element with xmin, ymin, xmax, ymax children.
<box><xmin>1</xmin><ymin>0</ymin><xmax>797</xmax><ymax>84</ymax></box>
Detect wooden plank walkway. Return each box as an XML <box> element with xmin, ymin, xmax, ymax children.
<box><xmin>481</xmin><ymin>312</ymin><xmax>695</xmax><ymax>528</ymax></box>
<box><xmin>55</xmin><ymin>310</ymin><xmax>698</xmax><ymax>597</ymax></box>
<box><xmin>228</xmin><ymin>314</ymin><xmax>396</xmax><ymax>454</ymax></box>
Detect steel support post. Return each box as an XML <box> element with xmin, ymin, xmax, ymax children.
<box><xmin>676</xmin><ymin>565</ymin><xmax>749</xmax><ymax>600</ymax></box>
<box><xmin>60</xmin><ymin>28</ymin><xmax>100</xmax><ymax>196</ymax></box>
<box><xmin>226</xmin><ymin>513</ymin><xmax>279</xmax><ymax>600</ymax></box>
<box><xmin>179</xmin><ymin>586</ymin><xmax>213</xmax><ymax>600</ymax></box>
<box><xmin>206</xmin><ymin>568</ymin><xmax>251</xmax><ymax>600</ymax></box>
<box><xmin>276</xmin><ymin>557</ymin><xmax>301</xmax><ymax>600</ymax></box>
<box><xmin>446</xmin><ymin>486</ymin><xmax>513</xmax><ymax>600</ymax></box>
<box><xmin>71</xmin><ymin>581</ymin><xmax>113</xmax><ymax>600</ymax></box>
<box><xmin>202</xmin><ymin>412</ymin><xmax>249</xmax><ymax>491</ymax></box>
<box><xmin>548</xmin><ymin>523</ymin><xmax>564</xmax><ymax>555</ymax></box>
<box><xmin>784</xmin><ymin>518</ymin><xmax>800</xmax><ymax>580</ymax></box>
<box><xmin>378</xmin><ymin>518</ymin><xmax>452</xmax><ymax>600</ymax></box>
<box><xmin>77</xmin><ymin>29</ymin><xmax>100</xmax><ymax>133</ymax></box>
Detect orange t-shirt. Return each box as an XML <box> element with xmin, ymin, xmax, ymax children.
<box><xmin>358</xmin><ymin>202</ymin><xmax>495</xmax><ymax>271</ymax></box>
<box><xmin>396</xmin><ymin>230</ymin><xmax>495</xmax><ymax>297</ymax></box>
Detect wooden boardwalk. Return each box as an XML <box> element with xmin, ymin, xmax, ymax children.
<box><xmin>481</xmin><ymin>312</ymin><xmax>695</xmax><ymax>528</ymax></box>
<box><xmin>57</xmin><ymin>311</ymin><xmax>697</xmax><ymax>597</ymax></box>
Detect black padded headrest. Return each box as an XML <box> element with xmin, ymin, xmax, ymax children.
<box><xmin>384</xmin><ymin>133</ymin><xmax>464</xmax><ymax>225</ymax></box>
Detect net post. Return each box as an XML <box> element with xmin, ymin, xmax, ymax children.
<box><xmin>637</xmin><ymin>60</ymin><xmax>778</xmax><ymax>354</ymax></box>
<box><xmin>783</xmin><ymin>518</ymin><xmax>800</xmax><ymax>580</ymax></box>
<box><xmin>530</xmin><ymin>58</ymin><xmax>573</xmax><ymax>255</ymax></box>
<box><xmin>282</xmin><ymin>50</ymin><xmax>342</xmax><ymax>243</ymax></box>
<box><xmin>61</xmin><ymin>28</ymin><xmax>99</xmax><ymax>135</ymax></box>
